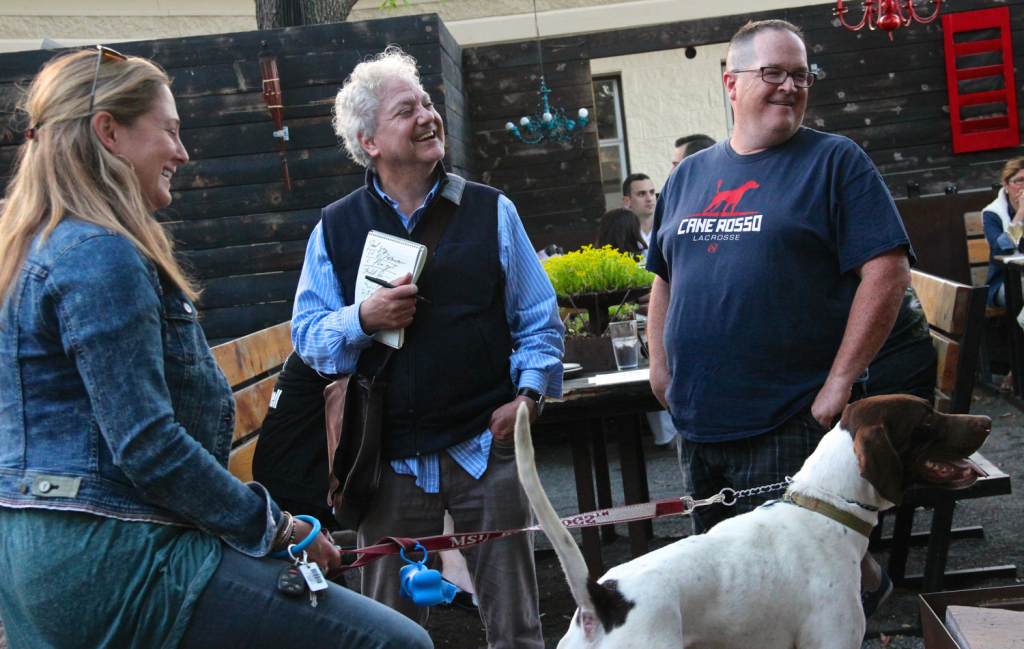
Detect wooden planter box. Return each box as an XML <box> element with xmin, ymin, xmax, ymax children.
<box><xmin>556</xmin><ymin>287</ymin><xmax>650</xmax><ymax>337</ymax></box>
<box><xmin>563</xmin><ymin>336</ymin><xmax>617</xmax><ymax>373</ymax></box>
<box><xmin>920</xmin><ymin>585</ymin><xmax>1024</xmax><ymax>649</ymax></box>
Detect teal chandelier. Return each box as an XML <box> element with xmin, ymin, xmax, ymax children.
<box><xmin>505</xmin><ymin>0</ymin><xmax>589</xmax><ymax>144</ymax></box>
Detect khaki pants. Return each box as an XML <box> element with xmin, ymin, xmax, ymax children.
<box><xmin>357</xmin><ymin>439</ymin><xmax>544</xmax><ymax>649</ymax></box>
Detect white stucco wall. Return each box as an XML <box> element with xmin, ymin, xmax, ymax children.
<box><xmin>0</xmin><ymin>0</ymin><xmax>831</xmax><ymax>52</ymax></box>
<box><xmin>0</xmin><ymin>0</ymin><xmax>256</xmax><ymax>52</ymax></box>
<box><xmin>591</xmin><ymin>43</ymin><xmax>730</xmax><ymax>191</ymax></box>
<box><xmin>352</xmin><ymin>0</ymin><xmax>831</xmax><ymax>46</ymax></box>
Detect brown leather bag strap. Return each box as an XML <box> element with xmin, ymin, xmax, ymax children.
<box><xmin>415</xmin><ymin>190</ymin><xmax>457</xmax><ymax>266</ymax></box>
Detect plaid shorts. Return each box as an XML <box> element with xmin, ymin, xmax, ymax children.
<box><xmin>677</xmin><ymin>405</ymin><xmax>827</xmax><ymax>534</ymax></box>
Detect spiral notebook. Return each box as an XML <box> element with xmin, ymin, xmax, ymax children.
<box><xmin>354</xmin><ymin>230</ymin><xmax>429</xmax><ymax>349</ymax></box>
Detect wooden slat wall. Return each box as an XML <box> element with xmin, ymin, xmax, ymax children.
<box><xmin>463</xmin><ymin>38</ymin><xmax>602</xmax><ymax>249</ymax></box>
<box><xmin>0</xmin><ymin>15</ymin><xmax>468</xmax><ymax>342</ymax></box>
<box><xmin>461</xmin><ymin>0</ymin><xmax>1024</xmax><ymax>249</ymax></box>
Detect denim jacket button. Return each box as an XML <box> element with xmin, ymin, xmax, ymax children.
<box><xmin>183</xmin><ymin>303</ymin><xmax>193</xmax><ymax>314</ymax></box>
<box><xmin>38</xmin><ymin>480</ymin><xmax>51</xmax><ymax>493</ymax></box>
<box><xmin>18</xmin><ymin>483</ymin><xmax>28</xmax><ymax>494</ymax></box>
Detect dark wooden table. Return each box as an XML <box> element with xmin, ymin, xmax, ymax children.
<box><xmin>535</xmin><ymin>366</ymin><xmax>663</xmax><ymax>577</ymax></box>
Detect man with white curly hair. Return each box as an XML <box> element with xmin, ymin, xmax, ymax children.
<box><xmin>291</xmin><ymin>47</ymin><xmax>562</xmax><ymax>648</ymax></box>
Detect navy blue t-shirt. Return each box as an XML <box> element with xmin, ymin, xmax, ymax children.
<box><xmin>646</xmin><ymin>127</ymin><xmax>913</xmax><ymax>442</ymax></box>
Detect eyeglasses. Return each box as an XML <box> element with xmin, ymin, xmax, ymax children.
<box><xmin>1009</xmin><ymin>178</ymin><xmax>1024</xmax><ymax>186</ymax></box>
<box><xmin>729</xmin><ymin>66</ymin><xmax>816</xmax><ymax>89</ymax></box>
<box><xmin>88</xmin><ymin>45</ymin><xmax>128</xmax><ymax>114</ymax></box>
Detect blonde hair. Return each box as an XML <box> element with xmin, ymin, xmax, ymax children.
<box><xmin>1001</xmin><ymin>157</ymin><xmax>1024</xmax><ymax>185</ymax></box>
<box><xmin>333</xmin><ymin>46</ymin><xmax>423</xmax><ymax>169</ymax></box>
<box><xmin>0</xmin><ymin>49</ymin><xmax>197</xmax><ymax>303</ymax></box>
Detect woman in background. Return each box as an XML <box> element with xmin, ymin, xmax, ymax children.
<box><xmin>981</xmin><ymin>157</ymin><xmax>1024</xmax><ymax>392</ymax></box>
<box><xmin>982</xmin><ymin>157</ymin><xmax>1024</xmax><ymax>309</ymax></box>
<box><xmin>0</xmin><ymin>48</ymin><xmax>430</xmax><ymax>649</ymax></box>
<box><xmin>594</xmin><ymin>207</ymin><xmax>647</xmax><ymax>258</ymax></box>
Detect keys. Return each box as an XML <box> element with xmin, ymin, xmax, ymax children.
<box><xmin>277</xmin><ymin>564</ymin><xmax>306</xmax><ymax>597</ymax></box>
<box><xmin>299</xmin><ymin>559</ymin><xmax>328</xmax><ymax>593</ymax></box>
<box><xmin>297</xmin><ymin>551</ymin><xmax>328</xmax><ymax>608</ymax></box>
<box><xmin>277</xmin><ymin>551</ymin><xmax>328</xmax><ymax>608</ymax></box>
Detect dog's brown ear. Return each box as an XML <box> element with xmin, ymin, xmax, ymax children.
<box><xmin>853</xmin><ymin>424</ymin><xmax>904</xmax><ymax>505</ymax></box>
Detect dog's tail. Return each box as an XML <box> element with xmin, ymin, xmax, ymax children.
<box><xmin>514</xmin><ymin>403</ymin><xmax>595</xmax><ymax>614</ymax></box>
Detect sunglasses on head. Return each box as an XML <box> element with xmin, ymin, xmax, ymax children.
<box><xmin>88</xmin><ymin>45</ymin><xmax>128</xmax><ymax>114</ymax></box>
<box><xmin>25</xmin><ymin>45</ymin><xmax>128</xmax><ymax>141</ymax></box>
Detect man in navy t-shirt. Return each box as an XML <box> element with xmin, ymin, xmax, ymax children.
<box><xmin>645</xmin><ymin>19</ymin><xmax>912</xmax><ymax>616</ymax></box>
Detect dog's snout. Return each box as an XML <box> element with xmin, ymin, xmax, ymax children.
<box><xmin>975</xmin><ymin>416</ymin><xmax>992</xmax><ymax>432</ymax></box>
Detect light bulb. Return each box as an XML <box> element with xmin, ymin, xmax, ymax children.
<box><xmin>505</xmin><ymin>122</ymin><xmax>515</xmax><ymax>131</ymax></box>
<box><xmin>520</xmin><ymin>116</ymin><xmax>530</xmax><ymax>126</ymax></box>
<box><xmin>578</xmin><ymin>108</ymin><xmax>588</xmax><ymax>118</ymax></box>
<box><xmin>542</xmin><ymin>112</ymin><xmax>553</xmax><ymax>123</ymax></box>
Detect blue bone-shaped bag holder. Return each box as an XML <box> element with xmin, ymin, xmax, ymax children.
<box><xmin>399</xmin><ymin>543</ymin><xmax>457</xmax><ymax>607</ymax></box>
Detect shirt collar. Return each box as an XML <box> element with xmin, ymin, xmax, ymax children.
<box><xmin>372</xmin><ymin>175</ymin><xmax>440</xmax><ymax>216</ymax></box>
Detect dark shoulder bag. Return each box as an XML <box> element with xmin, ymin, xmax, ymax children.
<box><xmin>325</xmin><ymin>196</ymin><xmax>456</xmax><ymax>530</ymax></box>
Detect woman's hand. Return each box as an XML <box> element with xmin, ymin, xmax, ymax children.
<box><xmin>291</xmin><ymin>519</ymin><xmax>343</xmax><ymax>573</ymax></box>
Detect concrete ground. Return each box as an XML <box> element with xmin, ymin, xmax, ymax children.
<box><xmin>427</xmin><ymin>390</ymin><xmax>1024</xmax><ymax>648</ymax></box>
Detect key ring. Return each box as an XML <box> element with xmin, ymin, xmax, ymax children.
<box><xmin>399</xmin><ymin>542</ymin><xmax>428</xmax><ymax>566</ymax></box>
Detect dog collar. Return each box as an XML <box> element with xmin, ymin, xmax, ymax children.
<box><xmin>782</xmin><ymin>490</ymin><xmax>874</xmax><ymax>538</ymax></box>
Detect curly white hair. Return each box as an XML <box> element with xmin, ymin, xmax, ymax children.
<box><xmin>333</xmin><ymin>46</ymin><xmax>422</xmax><ymax>169</ymax></box>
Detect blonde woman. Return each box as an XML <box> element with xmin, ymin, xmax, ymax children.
<box><xmin>0</xmin><ymin>48</ymin><xmax>431</xmax><ymax>649</ymax></box>
<box><xmin>982</xmin><ymin>157</ymin><xmax>1024</xmax><ymax>310</ymax></box>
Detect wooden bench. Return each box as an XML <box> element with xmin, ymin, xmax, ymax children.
<box><xmin>870</xmin><ymin>270</ymin><xmax>1014</xmax><ymax>593</ymax></box>
<box><xmin>964</xmin><ymin>211</ymin><xmax>995</xmax><ymax>297</ymax></box>
<box><xmin>210</xmin><ymin>321</ymin><xmax>293</xmax><ymax>482</ymax></box>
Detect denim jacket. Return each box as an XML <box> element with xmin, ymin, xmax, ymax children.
<box><xmin>0</xmin><ymin>219</ymin><xmax>280</xmax><ymax>555</ymax></box>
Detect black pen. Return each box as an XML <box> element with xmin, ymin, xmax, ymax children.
<box><xmin>364</xmin><ymin>275</ymin><xmax>431</xmax><ymax>304</ymax></box>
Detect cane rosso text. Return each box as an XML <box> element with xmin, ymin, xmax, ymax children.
<box><xmin>678</xmin><ymin>215</ymin><xmax>762</xmax><ymax>238</ymax></box>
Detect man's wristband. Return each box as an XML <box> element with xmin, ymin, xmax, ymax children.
<box><xmin>517</xmin><ymin>387</ymin><xmax>545</xmax><ymax>417</ymax></box>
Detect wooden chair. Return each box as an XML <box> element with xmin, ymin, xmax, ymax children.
<box><xmin>871</xmin><ymin>271</ymin><xmax>1014</xmax><ymax>593</ymax></box>
<box><xmin>210</xmin><ymin>321</ymin><xmax>293</xmax><ymax>481</ymax></box>
<box><xmin>964</xmin><ymin>210</ymin><xmax>1008</xmax><ymax>384</ymax></box>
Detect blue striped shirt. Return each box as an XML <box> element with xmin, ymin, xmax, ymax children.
<box><xmin>292</xmin><ymin>176</ymin><xmax>564</xmax><ymax>493</ymax></box>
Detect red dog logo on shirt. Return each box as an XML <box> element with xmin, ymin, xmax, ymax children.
<box><xmin>677</xmin><ymin>179</ymin><xmax>764</xmax><ymax>241</ymax></box>
<box><xmin>698</xmin><ymin>180</ymin><xmax>760</xmax><ymax>216</ymax></box>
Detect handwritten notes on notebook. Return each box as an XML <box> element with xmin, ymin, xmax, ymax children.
<box><xmin>354</xmin><ymin>231</ymin><xmax>428</xmax><ymax>349</ymax></box>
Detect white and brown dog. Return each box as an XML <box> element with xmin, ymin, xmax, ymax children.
<box><xmin>514</xmin><ymin>395</ymin><xmax>991</xmax><ymax>649</ymax></box>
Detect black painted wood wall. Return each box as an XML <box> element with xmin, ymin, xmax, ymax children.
<box><xmin>463</xmin><ymin>41</ymin><xmax>602</xmax><ymax>253</ymax></box>
<box><xmin>0</xmin><ymin>14</ymin><xmax>468</xmax><ymax>343</ymax></box>
<box><xmin>461</xmin><ymin>0</ymin><xmax>1024</xmax><ymax>250</ymax></box>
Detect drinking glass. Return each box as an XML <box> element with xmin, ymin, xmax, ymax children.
<box><xmin>608</xmin><ymin>320</ymin><xmax>639</xmax><ymax>371</ymax></box>
<box><xmin>1009</xmin><ymin>222</ymin><xmax>1023</xmax><ymax>249</ymax></box>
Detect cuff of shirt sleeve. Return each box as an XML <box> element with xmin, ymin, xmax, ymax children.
<box><xmin>339</xmin><ymin>302</ymin><xmax>375</xmax><ymax>347</ymax></box>
<box><xmin>518</xmin><ymin>369</ymin><xmax>550</xmax><ymax>396</ymax></box>
<box><xmin>229</xmin><ymin>482</ymin><xmax>282</xmax><ymax>557</ymax></box>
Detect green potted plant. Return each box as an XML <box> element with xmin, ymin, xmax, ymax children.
<box><xmin>543</xmin><ymin>246</ymin><xmax>654</xmax><ymax>371</ymax></box>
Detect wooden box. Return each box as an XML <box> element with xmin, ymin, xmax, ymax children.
<box><xmin>920</xmin><ymin>585</ymin><xmax>1024</xmax><ymax>649</ymax></box>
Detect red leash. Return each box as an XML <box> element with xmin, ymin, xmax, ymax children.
<box><xmin>327</xmin><ymin>495</ymin><xmax>697</xmax><ymax>576</ymax></box>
